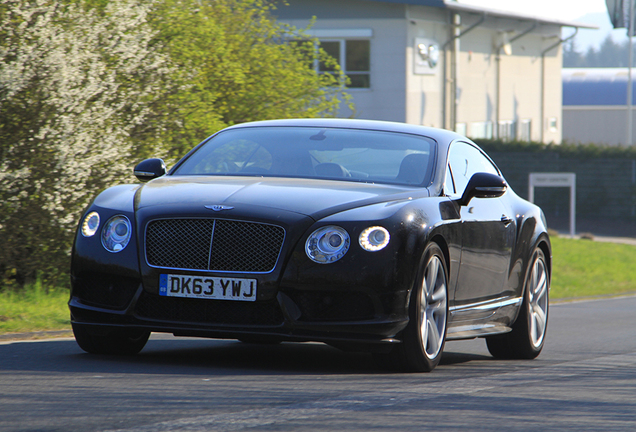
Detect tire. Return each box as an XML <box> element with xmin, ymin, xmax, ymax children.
<box><xmin>486</xmin><ymin>248</ymin><xmax>549</xmax><ymax>359</ymax></box>
<box><xmin>72</xmin><ymin>323</ymin><xmax>150</xmax><ymax>355</ymax></box>
<box><xmin>374</xmin><ymin>243</ymin><xmax>448</xmax><ymax>372</ymax></box>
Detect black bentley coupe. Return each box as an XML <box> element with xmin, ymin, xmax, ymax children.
<box><xmin>70</xmin><ymin>119</ymin><xmax>551</xmax><ymax>372</ymax></box>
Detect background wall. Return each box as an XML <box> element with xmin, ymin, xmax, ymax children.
<box><xmin>475</xmin><ymin>140</ymin><xmax>636</xmax><ymax>236</ymax></box>
<box><xmin>405</xmin><ymin>5</ymin><xmax>447</xmax><ymax>127</ymax></box>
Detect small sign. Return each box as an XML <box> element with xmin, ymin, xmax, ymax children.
<box><xmin>529</xmin><ymin>173</ymin><xmax>575</xmax><ymax>187</ymax></box>
<box><xmin>528</xmin><ymin>173</ymin><xmax>576</xmax><ymax>237</ymax></box>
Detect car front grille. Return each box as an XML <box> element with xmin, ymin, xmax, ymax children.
<box><xmin>146</xmin><ymin>219</ymin><xmax>285</xmax><ymax>273</ymax></box>
<box><xmin>134</xmin><ymin>292</ymin><xmax>285</xmax><ymax>326</ymax></box>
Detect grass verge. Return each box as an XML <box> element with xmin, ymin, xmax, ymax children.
<box><xmin>0</xmin><ymin>281</ymin><xmax>70</xmax><ymax>335</ymax></box>
<box><xmin>550</xmin><ymin>236</ymin><xmax>636</xmax><ymax>300</ymax></box>
<box><xmin>1</xmin><ymin>237</ymin><xmax>635</xmax><ymax>335</ymax></box>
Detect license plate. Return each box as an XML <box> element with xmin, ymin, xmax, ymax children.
<box><xmin>159</xmin><ymin>274</ymin><xmax>257</xmax><ymax>302</ymax></box>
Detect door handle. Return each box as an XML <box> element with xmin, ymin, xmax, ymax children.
<box><xmin>501</xmin><ymin>215</ymin><xmax>513</xmax><ymax>226</ymax></box>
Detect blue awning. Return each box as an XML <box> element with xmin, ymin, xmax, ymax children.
<box><xmin>563</xmin><ymin>68</ymin><xmax>636</xmax><ymax>106</ymax></box>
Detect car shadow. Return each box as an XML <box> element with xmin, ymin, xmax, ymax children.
<box><xmin>0</xmin><ymin>336</ymin><xmax>494</xmax><ymax>376</ymax></box>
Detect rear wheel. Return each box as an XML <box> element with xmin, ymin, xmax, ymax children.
<box><xmin>486</xmin><ymin>248</ymin><xmax>549</xmax><ymax>359</ymax></box>
<box><xmin>72</xmin><ymin>323</ymin><xmax>150</xmax><ymax>355</ymax></box>
<box><xmin>374</xmin><ymin>243</ymin><xmax>448</xmax><ymax>372</ymax></box>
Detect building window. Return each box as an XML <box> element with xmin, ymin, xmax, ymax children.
<box><xmin>519</xmin><ymin>119</ymin><xmax>532</xmax><ymax>142</ymax></box>
<box><xmin>498</xmin><ymin>120</ymin><xmax>516</xmax><ymax>141</ymax></box>
<box><xmin>319</xmin><ymin>39</ymin><xmax>370</xmax><ymax>89</ymax></box>
<box><xmin>469</xmin><ymin>122</ymin><xmax>494</xmax><ymax>139</ymax></box>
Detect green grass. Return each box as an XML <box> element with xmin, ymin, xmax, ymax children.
<box><xmin>0</xmin><ymin>281</ymin><xmax>70</xmax><ymax>334</ymax></box>
<box><xmin>550</xmin><ymin>236</ymin><xmax>636</xmax><ymax>299</ymax></box>
<box><xmin>1</xmin><ymin>236</ymin><xmax>636</xmax><ymax>335</ymax></box>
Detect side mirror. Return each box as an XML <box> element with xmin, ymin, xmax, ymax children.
<box><xmin>459</xmin><ymin>172</ymin><xmax>507</xmax><ymax>206</ymax></box>
<box><xmin>134</xmin><ymin>158</ymin><xmax>166</xmax><ymax>182</ymax></box>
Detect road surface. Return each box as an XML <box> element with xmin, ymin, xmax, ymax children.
<box><xmin>1</xmin><ymin>296</ymin><xmax>635</xmax><ymax>431</ymax></box>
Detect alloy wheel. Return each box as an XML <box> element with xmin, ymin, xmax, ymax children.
<box><xmin>419</xmin><ymin>255</ymin><xmax>448</xmax><ymax>359</ymax></box>
<box><xmin>528</xmin><ymin>253</ymin><xmax>549</xmax><ymax>348</ymax></box>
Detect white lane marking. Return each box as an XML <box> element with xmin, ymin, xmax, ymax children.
<box><xmin>103</xmin><ymin>352</ymin><xmax>636</xmax><ymax>432</ymax></box>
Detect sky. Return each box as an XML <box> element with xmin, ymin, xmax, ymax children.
<box><xmin>458</xmin><ymin>0</ymin><xmax>627</xmax><ymax>52</ymax></box>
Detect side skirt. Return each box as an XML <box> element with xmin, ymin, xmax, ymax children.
<box><xmin>446</xmin><ymin>296</ymin><xmax>522</xmax><ymax>340</ymax></box>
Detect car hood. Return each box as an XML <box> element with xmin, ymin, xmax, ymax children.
<box><xmin>135</xmin><ymin>175</ymin><xmax>428</xmax><ymax>220</ymax></box>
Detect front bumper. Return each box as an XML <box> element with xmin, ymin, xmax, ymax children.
<box><xmin>69</xmin><ymin>281</ymin><xmax>409</xmax><ymax>348</ymax></box>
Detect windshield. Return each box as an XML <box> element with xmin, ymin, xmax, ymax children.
<box><xmin>173</xmin><ymin>126</ymin><xmax>436</xmax><ymax>186</ymax></box>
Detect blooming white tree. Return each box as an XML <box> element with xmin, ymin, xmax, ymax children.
<box><xmin>0</xmin><ymin>0</ymin><xmax>173</xmax><ymax>286</ymax></box>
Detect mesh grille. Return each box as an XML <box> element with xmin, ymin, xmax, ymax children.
<box><xmin>209</xmin><ymin>220</ymin><xmax>284</xmax><ymax>272</ymax></box>
<box><xmin>146</xmin><ymin>219</ymin><xmax>214</xmax><ymax>270</ymax></box>
<box><xmin>135</xmin><ymin>292</ymin><xmax>284</xmax><ymax>326</ymax></box>
<box><xmin>146</xmin><ymin>219</ymin><xmax>285</xmax><ymax>272</ymax></box>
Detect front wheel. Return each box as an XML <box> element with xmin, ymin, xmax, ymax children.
<box><xmin>72</xmin><ymin>323</ymin><xmax>150</xmax><ymax>355</ymax></box>
<box><xmin>374</xmin><ymin>243</ymin><xmax>448</xmax><ymax>372</ymax></box>
<box><xmin>486</xmin><ymin>247</ymin><xmax>549</xmax><ymax>359</ymax></box>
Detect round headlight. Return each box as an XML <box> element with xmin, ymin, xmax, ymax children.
<box><xmin>305</xmin><ymin>226</ymin><xmax>350</xmax><ymax>264</ymax></box>
<box><xmin>101</xmin><ymin>215</ymin><xmax>132</xmax><ymax>253</ymax></box>
<box><xmin>359</xmin><ymin>226</ymin><xmax>390</xmax><ymax>251</ymax></box>
<box><xmin>81</xmin><ymin>212</ymin><xmax>100</xmax><ymax>237</ymax></box>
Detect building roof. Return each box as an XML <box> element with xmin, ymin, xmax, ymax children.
<box><xmin>366</xmin><ymin>0</ymin><xmax>597</xmax><ymax>29</ymax></box>
<box><xmin>563</xmin><ymin>68</ymin><xmax>636</xmax><ymax>106</ymax></box>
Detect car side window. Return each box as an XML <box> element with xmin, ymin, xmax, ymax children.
<box><xmin>447</xmin><ymin>142</ymin><xmax>499</xmax><ymax>197</ymax></box>
<box><xmin>444</xmin><ymin>164</ymin><xmax>456</xmax><ymax>196</ymax></box>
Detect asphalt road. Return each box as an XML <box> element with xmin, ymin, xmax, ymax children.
<box><xmin>2</xmin><ymin>296</ymin><xmax>636</xmax><ymax>432</ymax></box>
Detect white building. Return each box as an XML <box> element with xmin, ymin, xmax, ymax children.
<box><xmin>276</xmin><ymin>0</ymin><xmax>594</xmax><ymax>143</ymax></box>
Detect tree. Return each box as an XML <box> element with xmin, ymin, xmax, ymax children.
<box><xmin>563</xmin><ymin>39</ymin><xmax>585</xmax><ymax>68</ymax></box>
<box><xmin>563</xmin><ymin>34</ymin><xmax>636</xmax><ymax>68</ymax></box>
<box><xmin>0</xmin><ymin>0</ymin><xmax>174</xmax><ymax>287</ymax></box>
<box><xmin>150</xmin><ymin>0</ymin><xmax>349</xmax><ymax>157</ymax></box>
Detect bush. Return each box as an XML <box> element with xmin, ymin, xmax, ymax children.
<box><xmin>474</xmin><ymin>138</ymin><xmax>636</xmax><ymax>159</ymax></box>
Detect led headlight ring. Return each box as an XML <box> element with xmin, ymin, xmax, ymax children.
<box><xmin>359</xmin><ymin>226</ymin><xmax>390</xmax><ymax>251</ymax></box>
<box><xmin>81</xmin><ymin>211</ymin><xmax>100</xmax><ymax>237</ymax></box>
